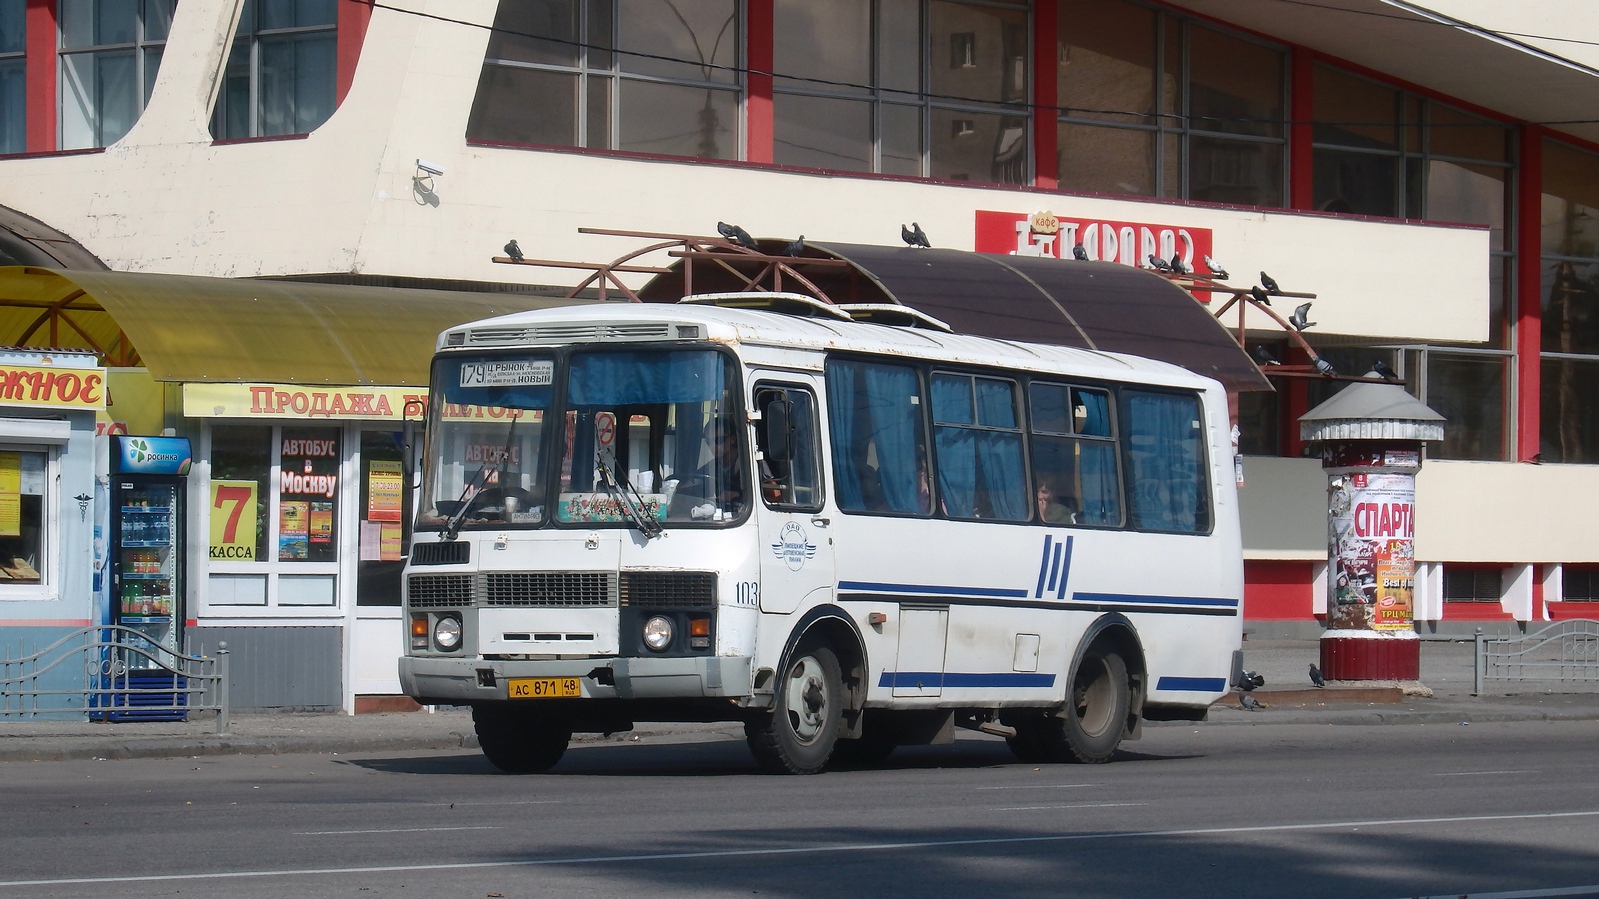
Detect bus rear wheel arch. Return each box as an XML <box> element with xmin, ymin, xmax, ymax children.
<box><xmin>1006</xmin><ymin>625</ymin><xmax>1144</xmax><ymax>765</ymax></box>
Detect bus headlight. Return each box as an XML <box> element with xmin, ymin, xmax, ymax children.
<box><xmin>433</xmin><ymin>615</ymin><xmax>463</xmax><ymax>652</ymax></box>
<box><xmin>642</xmin><ymin>616</ymin><xmax>673</xmax><ymax>652</ymax></box>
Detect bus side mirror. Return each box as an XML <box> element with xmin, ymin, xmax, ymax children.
<box><xmin>402</xmin><ymin>400</ymin><xmax>425</xmax><ymax>481</ymax></box>
<box><xmin>764</xmin><ymin>396</ymin><xmax>793</xmax><ymax>462</ymax></box>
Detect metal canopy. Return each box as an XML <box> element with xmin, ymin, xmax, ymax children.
<box><xmin>0</xmin><ymin>267</ymin><xmax>589</xmax><ymax>385</ymax></box>
<box><xmin>1299</xmin><ymin>375</ymin><xmax>1446</xmax><ymax>443</ymax></box>
<box><xmin>638</xmin><ymin>242</ymin><xmax>1270</xmax><ymax>392</ymax></box>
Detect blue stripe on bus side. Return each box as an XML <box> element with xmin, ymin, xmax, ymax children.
<box><xmin>877</xmin><ymin>671</ymin><xmax>1058</xmax><ymax>689</ymax></box>
<box><xmin>1034</xmin><ymin>535</ymin><xmax>1053</xmax><ymax>598</ymax></box>
<box><xmin>1156</xmin><ymin>676</ymin><xmax>1228</xmax><ymax>692</ymax></box>
<box><xmin>1074</xmin><ymin>592</ymin><xmax>1239</xmax><ymax>609</ymax></box>
<box><xmin>838</xmin><ymin>581</ymin><xmax>1030</xmax><ymax>599</ymax></box>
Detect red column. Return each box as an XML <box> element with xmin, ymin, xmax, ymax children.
<box><xmin>336</xmin><ymin>0</ymin><xmax>375</xmax><ymax>106</ymax></box>
<box><xmin>1288</xmin><ymin>47</ymin><xmax>1315</xmax><ymax>211</ymax></box>
<box><xmin>1515</xmin><ymin>127</ymin><xmax>1543</xmax><ymax>462</ymax></box>
<box><xmin>1032</xmin><ymin>0</ymin><xmax>1057</xmax><ymax>190</ymax></box>
<box><xmin>745</xmin><ymin>0</ymin><xmax>773</xmax><ymax>164</ymax></box>
<box><xmin>25</xmin><ymin>0</ymin><xmax>55</xmax><ymax>153</ymax></box>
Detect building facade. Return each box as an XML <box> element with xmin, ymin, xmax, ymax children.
<box><xmin>0</xmin><ymin>0</ymin><xmax>1597</xmax><ymax>706</ymax></box>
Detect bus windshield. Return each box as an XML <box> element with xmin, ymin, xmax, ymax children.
<box><xmin>556</xmin><ymin>349</ymin><xmax>745</xmax><ymax>526</ymax></box>
<box><xmin>418</xmin><ymin>348</ymin><xmax>745</xmax><ymax>532</ymax></box>
<box><xmin>419</xmin><ymin>354</ymin><xmax>555</xmax><ymax>531</ymax></box>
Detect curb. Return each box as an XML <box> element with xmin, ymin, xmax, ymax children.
<box><xmin>1217</xmin><ymin>686</ymin><xmax>1405</xmax><ymax>707</ymax></box>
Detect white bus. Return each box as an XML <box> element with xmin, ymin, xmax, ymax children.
<box><xmin>399</xmin><ymin>293</ymin><xmax>1243</xmax><ymax>774</ymax></box>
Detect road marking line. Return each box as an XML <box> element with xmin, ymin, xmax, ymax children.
<box><xmin>294</xmin><ymin>826</ymin><xmax>502</xmax><ymax>836</ymax></box>
<box><xmin>976</xmin><ymin>784</ymin><xmax>1098</xmax><ymax>791</ymax></box>
<box><xmin>993</xmin><ymin>802</ymin><xmax>1147</xmax><ymax>811</ymax></box>
<box><xmin>1409</xmin><ymin>885</ymin><xmax>1599</xmax><ymax>898</ymax></box>
<box><xmin>1433</xmin><ymin>770</ymin><xmax>1531</xmax><ymax>777</ymax></box>
<box><xmin>6</xmin><ymin>809</ymin><xmax>1599</xmax><ymax>888</ymax></box>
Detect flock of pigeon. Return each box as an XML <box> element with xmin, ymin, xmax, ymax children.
<box><xmin>1234</xmin><ymin>663</ymin><xmax>1327</xmax><ymax>711</ymax></box>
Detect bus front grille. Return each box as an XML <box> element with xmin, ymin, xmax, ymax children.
<box><xmin>406</xmin><ymin>574</ymin><xmax>475</xmax><ymax>608</ymax></box>
<box><xmin>483</xmin><ymin>572</ymin><xmax>617</xmax><ymax>607</ymax></box>
<box><xmin>620</xmin><ymin>571</ymin><xmax>718</xmax><ymax>609</ymax></box>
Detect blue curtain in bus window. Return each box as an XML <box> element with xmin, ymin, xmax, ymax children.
<box><xmin>934</xmin><ymin>425</ymin><xmax>976</xmax><ymax>516</ymax></box>
<box><xmin>1124</xmin><ymin>391</ymin><xmax>1206</xmax><ymax>532</ymax></box>
<box><xmin>567</xmin><ymin>351</ymin><xmax>724</xmax><ymax>405</ymax></box>
<box><xmin>827</xmin><ymin>360</ymin><xmax>926</xmax><ymax>514</ymax></box>
<box><xmin>1077</xmin><ymin>441</ymin><xmax>1121</xmax><ymax>525</ymax></box>
<box><xmin>975</xmin><ymin>380</ymin><xmax>1026</xmax><ymax>520</ymax></box>
<box><xmin>864</xmin><ymin>363</ymin><xmax>925</xmax><ymax>513</ymax></box>
<box><xmin>1074</xmin><ymin>388</ymin><xmax>1111</xmax><ymax>437</ymax></box>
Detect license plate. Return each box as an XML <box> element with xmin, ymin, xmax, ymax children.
<box><xmin>507</xmin><ymin>677</ymin><xmax>582</xmax><ymax>699</ymax></box>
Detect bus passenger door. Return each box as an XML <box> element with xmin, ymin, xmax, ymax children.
<box><xmin>751</xmin><ymin>380</ymin><xmax>835</xmax><ymax>616</ymax></box>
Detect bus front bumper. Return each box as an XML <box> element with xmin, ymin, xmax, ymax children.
<box><xmin>400</xmin><ymin>654</ymin><xmax>754</xmax><ymax>704</ymax></box>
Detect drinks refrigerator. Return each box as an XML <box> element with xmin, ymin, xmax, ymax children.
<box><xmin>105</xmin><ymin>436</ymin><xmax>192</xmax><ymax>720</ymax></box>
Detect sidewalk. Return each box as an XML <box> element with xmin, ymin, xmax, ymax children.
<box><xmin>2</xmin><ymin>641</ymin><xmax>1596</xmax><ymax>763</ymax></box>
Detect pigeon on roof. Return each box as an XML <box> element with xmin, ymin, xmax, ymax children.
<box><xmin>504</xmin><ymin>239</ymin><xmax>524</xmax><ymax>262</ymax></box>
<box><xmin>1261</xmin><ymin>271</ymin><xmax>1282</xmax><ymax>294</ymax></box>
<box><xmin>1290</xmin><ymin>303</ymin><xmax>1316</xmax><ymax>331</ymax></box>
<box><xmin>783</xmin><ymin>235</ymin><xmax>805</xmax><ymax>257</ymax></box>
<box><xmin>1204</xmin><ymin>255</ymin><xmax>1229</xmax><ymax>279</ymax></box>
<box><xmin>718</xmin><ymin>221</ymin><xmax>758</xmax><ymax>250</ymax></box>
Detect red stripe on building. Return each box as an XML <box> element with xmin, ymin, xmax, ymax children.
<box><xmin>1032</xmin><ymin>0</ymin><xmax>1058</xmax><ymax>190</ymax></box>
<box><xmin>1515</xmin><ymin>126</ymin><xmax>1543</xmax><ymax>462</ymax></box>
<box><xmin>744</xmin><ymin>0</ymin><xmax>773</xmax><ymax>165</ymax></box>
<box><xmin>336</xmin><ymin>0</ymin><xmax>375</xmax><ymax>106</ymax></box>
<box><xmin>25</xmin><ymin>0</ymin><xmax>55</xmax><ymax>153</ymax></box>
<box><xmin>1244</xmin><ymin>560</ymin><xmax>1316</xmax><ymax>620</ymax></box>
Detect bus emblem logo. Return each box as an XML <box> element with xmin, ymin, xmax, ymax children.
<box><xmin>772</xmin><ymin>522</ymin><xmax>817</xmax><ymax>571</ymax></box>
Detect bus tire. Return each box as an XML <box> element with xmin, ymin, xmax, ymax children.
<box><xmin>745</xmin><ymin>640</ymin><xmax>843</xmax><ymax>775</ymax></box>
<box><xmin>472</xmin><ymin>704</ymin><xmax>572</xmax><ymax>774</ymax></box>
<box><xmin>1044</xmin><ymin>649</ymin><xmax>1130</xmax><ymax>764</ymax></box>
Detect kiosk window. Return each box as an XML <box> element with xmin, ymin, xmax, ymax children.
<box><xmin>279</xmin><ymin>428</ymin><xmax>340</xmax><ymax>562</ymax></box>
<box><xmin>0</xmin><ymin>449</ymin><xmax>48</xmax><ymax>585</ymax></box>
<box><xmin>209</xmin><ymin>426</ymin><xmax>271</xmax><ymax>564</ymax></box>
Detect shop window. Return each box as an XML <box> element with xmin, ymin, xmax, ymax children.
<box><xmin>1540</xmin><ymin>355</ymin><xmax>1599</xmax><ymax>464</ymax></box>
<box><xmin>59</xmin><ymin>0</ymin><xmax>176</xmax><ymax>149</ymax></box>
<box><xmin>467</xmin><ymin>0</ymin><xmax>740</xmax><ymax>161</ymax></box>
<box><xmin>1426</xmin><ymin>353</ymin><xmax>1508</xmax><ymax>462</ymax></box>
<box><xmin>356</xmin><ymin>430</ymin><xmax>406</xmax><ymax>606</ymax></box>
<box><xmin>0</xmin><ymin>0</ymin><xmax>22</xmax><ymax>154</ymax></box>
<box><xmin>0</xmin><ymin>448</ymin><xmax>50</xmax><ymax>587</ymax></box>
<box><xmin>1057</xmin><ymin>2</ymin><xmax>1285</xmax><ymax>203</ymax></box>
<box><xmin>1564</xmin><ymin>566</ymin><xmax>1599</xmax><ymax>602</ymax></box>
<box><xmin>1444</xmin><ymin>566</ymin><xmax>1502</xmax><ymax>602</ymax></box>
<box><xmin>211</xmin><ymin>0</ymin><xmax>337</xmax><ymax>139</ymax></box>
<box><xmin>208</xmin><ymin>425</ymin><xmax>271</xmax><ymax>564</ymax></box>
<box><xmin>278</xmin><ymin>427</ymin><xmax>339</xmax><ymax>563</ymax></box>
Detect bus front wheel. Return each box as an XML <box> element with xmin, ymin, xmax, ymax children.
<box><xmin>746</xmin><ymin>640</ymin><xmax>843</xmax><ymax>774</ymax></box>
<box><xmin>472</xmin><ymin>704</ymin><xmax>572</xmax><ymax>774</ymax></box>
<box><xmin>1044</xmin><ymin>649</ymin><xmax>1130</xmax><ymax>764</ymax></box>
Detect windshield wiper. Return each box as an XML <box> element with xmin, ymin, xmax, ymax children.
<box><xmin>595</xmin><ymin>447</ymin><xmax>663</xmax><ymax>539</ymax></box>
<box><xmin>441</xmin><ymin>412</ymin><xmax>520</xmax><ymax>541</ymax></box>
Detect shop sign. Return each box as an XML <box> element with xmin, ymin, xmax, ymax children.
<box><xmin>183</xmin><ymin>383</ymin><xmax>427</xmax><ymax>420</ymax></box>
<box><xmin>974</xmin><ymin>210</ymin><xmax>1217</xmax><ymax>295</ymax></box>
<box><xmin>0</xmin><ymin>363</ymin><xmax>106</xmax><ymax>411</ymax></box>
<box><xmin>1328</xmin><ymin>472</ymin><xmax>1416</xmax><ymax>632</ymax></box>
<box><xmin>113</xmin><ymin>436</ymin><xmax>193</xmax><ymax>476</ymax></box>
<box><xmin>209</xmin><ymin>480</ymin><xmax>259</xmax><ymax>560</ymax></box>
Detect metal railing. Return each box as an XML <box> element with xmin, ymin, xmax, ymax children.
<box><xmin>0</xmin><ymin>626</ymin><xmax>230</xmax><ymax>733</ymax></box>
<box><xmin>1474</xmin><ymin>619</ymin><xmax>1599</xmax><ymax>695</ymax></box>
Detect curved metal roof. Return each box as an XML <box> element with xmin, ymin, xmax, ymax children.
<box><xmin>637</xmin><ymin>242</ymin><xmax>1269</xmax><ymax>392</ymax></box>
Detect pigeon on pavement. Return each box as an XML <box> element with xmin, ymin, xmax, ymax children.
<box><xmin>1240</xmin><ymin>693</ymin><xmax>1264</xmax><ymax>711</ymax></box>
<box><xmin>1309</xmin><ymin>663</ymin><xmax>1326</xmax><ymax>687</ymax></box>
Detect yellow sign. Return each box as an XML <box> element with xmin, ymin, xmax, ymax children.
<box><xmin>0</xmin><ymin>451</ymin><xmax>18</xmax><ymax>537</ymax></box>
<box><xmin>0</xmin><ymin>364</ymin><xmax>106</xmax><ymax>411</ymax></box>
<box><xmin>97</xmin><ymin>369</ymin><xmax>166</xmax><ymax>437</ymax></box>
<box><xmin>209</xmin><ymin>479</ymin><xmax>259</xmax><ymax>560</ymax></box>
<box><xmin>183</xmin><ymin>383</ymin><xmax>427</xmax><ymax>420</ymax></box>
<box><xmin>367</xmin><ymin>460</ymin><xmax>404</xmax><ymax>522</ymax></box>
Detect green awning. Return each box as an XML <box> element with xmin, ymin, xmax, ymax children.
<box><xmin>0</xmin><ymin>266</ymin><xmax>590</xmax><ymax>386</ymax></box>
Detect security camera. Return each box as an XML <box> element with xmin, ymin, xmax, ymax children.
<box><xmin>415</xmin><ymin>159</ymin><xmax>445</xmax><ymax>177</ymax></box>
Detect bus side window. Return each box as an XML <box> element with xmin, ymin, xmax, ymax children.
<box><xmin>754</xmin><ymin>386</ymin><xmax>824</xmax><ymax>512</ymax></box>
<box><xmin>1121</xmin><ymin>389</ymin><xmax>1210</xmax><ymax>533</ymax></box>
<box><xmin>931</xmin><ymin>373</ymin><xmax>1028</xmax><ymax>521</ymax></box>
<box><xmin>824</xmin><ymin>359</ymin><xmax>931</xmax><ymax>515</ymax></box>
<box><xmin>1029</xmin><ymin>383</ymin><xmax>1121</xmax><ymax>527</ymax></box>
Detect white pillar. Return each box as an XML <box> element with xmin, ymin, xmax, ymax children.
<box><xmin>1502</xmin><ymin>564</ymin><xmax>1534</xmax><ymax>622</ymax></box>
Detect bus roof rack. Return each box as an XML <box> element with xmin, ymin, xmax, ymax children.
<box><xmin>836</xmin><ymin>303</ymin><xmax>953</xmax><ymax>333</ymax></box>
<box><xmin>679</xmin><ymin>292</ymin><xmax>854</xmax><ymax>322</ymax></box>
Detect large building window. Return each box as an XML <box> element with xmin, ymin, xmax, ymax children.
<box><xmin>1308</xmin><ymin>64</ymin><xmax>1514</xmax><ymax>462</ymax></box>
<box><xmin>59</xmin><ymin>0</ymin><xmax>175</xmax><ymax>149</ymax></box>
<box><xmin>211</xmin><ymin>0</ymin><xmax>338</xmax><ymax>139</ymax></box>
<box><xmin>772</xmin><ymin>0</ymin><xmax>1028</xmax><ymax>184</ymax></box>
<box><xmin>1540</xmin><ymin>139</ymin><xmax>1599</xmax><ymax>465</ymax></box>
<box><xmin>467</xmin><ymin>0</ymin><xmax>741</xmax><ymax>161</ymax></box>
<box><xmin>0</xmin><ymin>0</ymin><xmax>22</xmax><ymax>154</ymax></box>
<box><xmin>1056</xmin><ymin>0</ymin><xmax>1285</xmax><ymax>205</ymax></box>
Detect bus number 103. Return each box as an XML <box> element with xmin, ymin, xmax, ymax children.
<box><xmin>735</xmin><ymin>581</ymin><xmax>759</xmax><ymax>607</ymax></box>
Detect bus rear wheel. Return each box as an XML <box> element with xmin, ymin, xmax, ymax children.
<box><xmin>746</xmin><ymin>641</ymin><xmax>843</xmax><ymax>774</ymax></box>
<box><xmin>1042</xmin><ymin>649</ymin><xmax>1130</xmax><ymax>764</ymax></box>
<box><xmin>472</xmin><ymin>704</ymin><xmax>572</xmax><ymax>774</ymax></box>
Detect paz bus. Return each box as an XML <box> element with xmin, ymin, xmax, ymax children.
<box><xmin>398</xmin><ymin>293</ymin><xmax>1243</xmax><ymax>774</ymax></box>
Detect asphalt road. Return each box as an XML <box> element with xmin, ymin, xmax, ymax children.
<box><xmin>3</xmin><ymin>722</ymin><xmax>1599</xmax><ymax>899</ymax></box>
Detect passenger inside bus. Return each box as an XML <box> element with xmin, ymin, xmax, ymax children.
<box><xmin>1035</xmin><ymin>477</ymin><xmax>1077</xmax><ymax>525</ymax></box>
